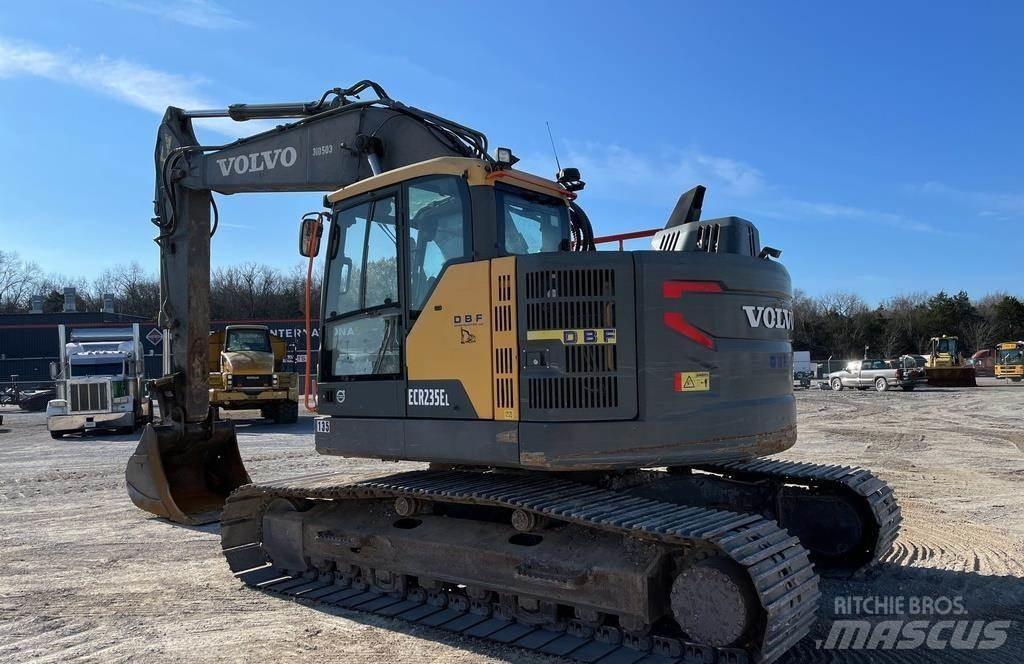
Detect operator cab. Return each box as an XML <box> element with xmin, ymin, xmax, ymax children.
<box><xmin>299</xmin><ymin>157</ymin><xmax>574</xmax><ymax>388</ymax></box>
<box><xmin>224</xmin><ymin>327</ymin><xmax>273</xmax><ymax>353</ymax></box>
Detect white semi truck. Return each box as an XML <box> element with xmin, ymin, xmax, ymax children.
<box><xmin>46</xmin><ymin>324</ymin><xmax>147</xmax><ymax>439</ymax></box>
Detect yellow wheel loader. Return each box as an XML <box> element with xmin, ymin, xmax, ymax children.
<box><xmin>925</xmin><ymin>335</ymin><xmax>977</xmax><ymax>387</ymax></box>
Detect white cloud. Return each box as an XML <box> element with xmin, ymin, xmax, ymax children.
<box><xmin>535</xmin><ymin>141</ymin><xmax>959</xmax><ymax>236</ymax></box>
<box><xmin>913</xmin><ymin>181</ymin><xmax>1024</xmax><ymax>220</ymax></box>
<box><xmin>0</xmin><ymin>36</ymin><xmax>270</xmax><ymax>137</ymax></box>
<box><xmin>769</xmin><ymin>198</ymin><xmax>948</xmax><ymax>235</ymax></box>
<box><xmin>556</xmin><ymin>142</ymin><xmax>767</xmax><ymax>202</ymax></box>
<box><xmin>96</xmin><ymin>0</ymin><xmax>247</xmax><ymax>30</ymax></box>
<box><xmin>690</xmin><ymin>153</ymin><xmax>767</xmax><ymax>198</ymax></box>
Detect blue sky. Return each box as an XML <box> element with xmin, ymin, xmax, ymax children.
<box><xmin>1</xmin><ymin>1</ymin><xmax>1022</xmax><ymax>303</ymax></box>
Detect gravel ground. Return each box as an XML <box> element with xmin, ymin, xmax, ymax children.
<box><xmin>1</xmin><ymin>380</ymin><xmax>1022</xmax><ymax>663</ymax></box>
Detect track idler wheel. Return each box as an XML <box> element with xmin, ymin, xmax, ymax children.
<box><xmin>125</xmin><ymin>420</ymin><xmax>250</xmax><ymax>525</ymax></box>
<box><xmin>511</xmin><ymin>508</ymin><xmax>549</xmax><ymax>533</ymax></box>
<box><xmin>394</xmin><ymin>496</ymin><xmax>427</xmax><ymax>517</ymax></box>
<box><xmin>670</xmin><ymin>557</ymin><xmax>759</xmax><ymax>648</ymax></box>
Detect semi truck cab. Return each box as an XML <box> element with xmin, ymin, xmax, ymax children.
<box><xmin>46</xmin><ymin>325</ymin><xmax>146</xmax><ymax>438</ymax></box>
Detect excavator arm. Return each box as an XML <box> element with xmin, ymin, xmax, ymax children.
<box><xmin>128</xmin><ymin>81</ymin><xmax>499</xmax><ymax>524</ymax></box>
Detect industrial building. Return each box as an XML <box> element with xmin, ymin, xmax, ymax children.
<box><xmin>0</xmin><ymin>288</ymin><xmax>317</xmax><ymax>391</ymax></box>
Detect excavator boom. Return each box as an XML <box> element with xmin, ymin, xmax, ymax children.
<box><xmin>127</xmin><ymin>82</ymin><xmax>500</xmax><ymax>524</ymax></box>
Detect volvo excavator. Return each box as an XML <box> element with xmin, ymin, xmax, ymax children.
<box><xmin>125</xmin><ymin>81</ymin><xmax>901</xmax><ymax>664</ymax></box>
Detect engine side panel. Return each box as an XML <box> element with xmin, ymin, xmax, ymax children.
<box><xmin>516</xmin><ymin>250</ymin><xmax>795</xmax><ymax>469</ymax></box>
<box><xmin>317</xmin><ymin>249</ymin><xmax>796</xmax><ymax>470</ymax></box>
<box><xmin>516</xmin><ymin>252</ymin><xmax>638</xmax><ymax>422</ymax></box>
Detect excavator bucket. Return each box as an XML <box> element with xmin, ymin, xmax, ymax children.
<box><xmin>125</xmin><ymin>421</ymin><xmax>251</xmax><ymax>525</ymax></box>
<box><xmin>925</xmin><ymin>366</ymin><xmax>977</xmax><ymax>387</ymax></box>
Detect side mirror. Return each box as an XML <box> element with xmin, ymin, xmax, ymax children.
<box><xmin>49</xmin><ymin>362</ymin><xmax>59</xmax><ymax>380</ymax></box>
<box><xmin>299</xmin><ymin>213</ymin><xmax>325</xmax><ymax>258</ymax></box>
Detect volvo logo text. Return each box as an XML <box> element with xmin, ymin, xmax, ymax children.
<box><xmin>743</xmin><ymin>305</ymin><xmax>793</xmax><ymax>330</ymax></box>
<box><xmin>216</xmin><ymin>147</ymin><xmax>298</xmax><ymax>176</ymax></box>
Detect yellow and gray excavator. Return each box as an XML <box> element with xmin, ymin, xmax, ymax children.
<box><xmin>126</xmin><ymin>81</ymin><xmax>900</xmax><ymax>663</ymax></box>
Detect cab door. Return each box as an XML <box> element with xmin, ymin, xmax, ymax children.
<box><xmin>318</xmin><ymin>188</ymin><xmax>405</xmax><ymax>428</ymax></box>
<box><xmin>860</xmin><ymin>360</ymin><xmax>880</xmax><ymax>386</ymax></box>
<box><xmin>856</xmin><ymin>361</ymin><xmax>872</xmax><ymax>386</ymax></box>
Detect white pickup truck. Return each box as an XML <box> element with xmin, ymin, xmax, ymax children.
<box><xmin>828</xmin><ymin>358</ymin><xmax>925</xmax><ymax>392</ymax></box>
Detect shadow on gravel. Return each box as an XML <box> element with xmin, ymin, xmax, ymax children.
<box><xmin>208</xmin><ymin>559</ymin><xmax>1024</xmax><ymax>664</ymax></box>
<box><xmin>166</xmin><ymin>519</ymin><xmax>220</xmax><ymax>535</ymax></box>
<box><xmin>784</xmin><ymin>563</ymin><xmax>1024</xmax><ymax>662</ymax></box>
<box><xmin>131</xmin><ymin>496</ymin><xmax>1023</xmax><ymax>664</ymax></box>
<box><xmin>228</xmin><ymin>415</ymin><xmax>315</xmax><ymax>438</ymax></box>
<box><xmin>53</xmin><ymin>430</ymin><xmax>144</xmax><ymax>442</ymax></box>
<box><xmin>258</xmin><ymin>595</ymin><xmax>580</xmax><ymax>664</ymax></box>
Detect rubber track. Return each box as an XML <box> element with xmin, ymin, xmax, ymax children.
<box><xmin>220</xmin><ymin>470</ymin><xmax>821</xmax><ymax>664</ymax></box>
<box><xmin>698</xmin><ymin>459</ymin><xmax>902</xmax><ymax>567</ymax></box>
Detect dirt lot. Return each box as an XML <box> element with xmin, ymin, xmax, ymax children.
<box><xmin>2</xmin><ymin>381</ymin><xmax>1022</xmax><ymax>663</ymax></box>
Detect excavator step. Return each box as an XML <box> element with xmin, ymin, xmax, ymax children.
<box><xmin>220</xmin><ymin>470</ymin><xmax>821</xmax><ymax>664</ymax></box>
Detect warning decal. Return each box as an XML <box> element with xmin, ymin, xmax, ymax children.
<box><xmin>674</xmin><ymin>371</ymin><xmax>711</xmax><ymax>392</ymax></box>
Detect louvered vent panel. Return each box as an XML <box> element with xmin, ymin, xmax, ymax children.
<box><xmin>491</xmin><ymin>258</ymin><xmax>519</xmax><ymax>420</ymax></box>
<box><xmin>695</xmin><ymin>223</ymin><xmax>722</xmax><ymax>252</ymax></box>
<box><xmin>565</xmin><ymin>344</ymin><xmax>617</xmax><ymax>373</ymax></box>
<box><xmin>523</xmin><ymin>267</ymin><xmax>620</xmax><ymax>411</ymax></box>
<box><xmin>528</xmin><ymin>376</ymin><xmax>619</xmax><ymax>410</ymax></box>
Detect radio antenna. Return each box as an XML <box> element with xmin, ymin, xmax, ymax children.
<box><xmin>545</xmin><ymin>121</ymin><xmax>562</xmax><ymax>172</ymax></box>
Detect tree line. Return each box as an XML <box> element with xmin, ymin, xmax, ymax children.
<box><xmin>793</xmin><ymin>289</ymin><xmax>1024</xmax><ymax>359</ymax></box>
<box><xmin>0</xmin><ymin>250</ymin><xmax>321</xmax><ymax>321</ymax></box>
<box><xmin>4</xmin><ymin>249</ymin><xmax>1024</xmax><ymax>357</ymax></box>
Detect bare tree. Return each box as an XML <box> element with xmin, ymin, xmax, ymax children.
<box><xmin>0</xmin><ymin>250</ymin><xmax>40</xmax><ymax>312</ymax></box>
<box><xmin>94</xmin><ymin>262</ymin><xmax>160</xmax><ymax>317</ymax></box>
<box><xmin>35</xmin><ymin>272</ymin><xmax>96</xmax><ymax>313</ymax></box>
<box><xmin>879</xmin><ymin>315</ymin><xmax>904</xmax><ymax>359</ymax></box>
<box><xmin>962</xmin><ymin>317</ymin><xmax>994</xmax><ymax>353</ymax></box>
<box><xmin>880</xmin><ymin>292</ymin><xmax>928</xmax><ymax>353</ymax></box>
<box><xmin>212</xmin><ymin>263</ymin><xmax>279</xmax><ymax>319</ymax></box>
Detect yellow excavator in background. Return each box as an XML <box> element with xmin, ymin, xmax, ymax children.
<box><xmin>925</xmin><ymin>335</ymin><xmax>977</xmax><ymax>387</ymax></box>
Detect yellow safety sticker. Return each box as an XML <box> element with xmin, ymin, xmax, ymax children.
<box><xmin>675</xmin><ymin>371</ymin><xmax>710</xmax><ymax>392</ymax></box>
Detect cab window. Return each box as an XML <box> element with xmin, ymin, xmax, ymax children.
<box><xmin>225</xmin><ymin>329</ymin><xmax>271</xmax><ymax>353</ymax></box>
<box><xmin>324</xmin><ymin>197</ymin><xmax>399</xmax><ymax>318</ymax></box>
<box><xmin>498</xmin><ymin>188</ymin><xmax>569</xmax><ymax>255</ymax></box>
<box><xmin>406</xmin><ymin>176</ymin><xmax>470</xmax><ymax>311</ymax></box>
<box><xmin>323</xmin><ymin>194</ymin><xmax>401</xmax><ymax>378</ymax></box>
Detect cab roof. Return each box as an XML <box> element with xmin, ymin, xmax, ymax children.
<box><xmin>325</xmin><ymin>157</ymin><xmax>574</xmax><ymax>205</ymax></box>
